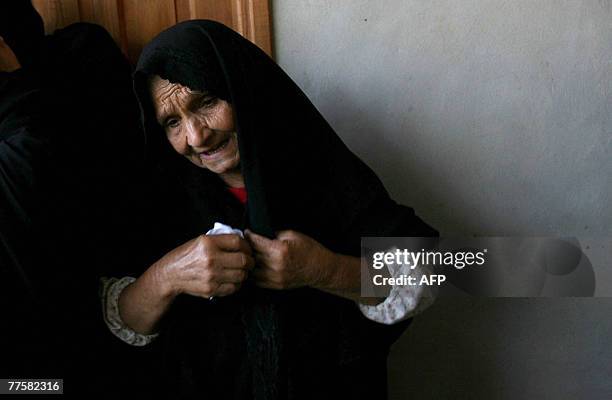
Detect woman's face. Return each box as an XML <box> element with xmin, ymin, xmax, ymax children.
<box><xmin>150</xmin><ymin>75</ymin><xmax>242</xmax><ymax>186</ymax></box>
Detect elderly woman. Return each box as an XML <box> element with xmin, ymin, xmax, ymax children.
<box><xmin>102</xmin><ymin>20</ymin><xmax>437</xmax><ymax>399</ymax></box>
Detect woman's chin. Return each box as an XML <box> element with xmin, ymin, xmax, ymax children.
<box><xmin>191</xmin><ymin>156</ymin><xmax>240</xmax><ymax>176</ymax></box>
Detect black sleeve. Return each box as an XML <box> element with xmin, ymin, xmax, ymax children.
<box><xmin>338</xmin><ymin>194</ymin><xmax>439</xmax><ymax>358</ymax></box>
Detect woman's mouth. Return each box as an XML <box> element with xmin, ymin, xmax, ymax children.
<box><xmin>199</xmin><ymin>138</ymin><xmax>230</xmax><ymax>159</ymax></box>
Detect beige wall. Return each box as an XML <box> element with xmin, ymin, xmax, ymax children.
<box><xmin>272</xmin><ymin>1</ymin><xmax>612</xmax><ymax>398</ymax></box>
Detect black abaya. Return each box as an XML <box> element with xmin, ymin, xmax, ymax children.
<box><xmin>132</xmin><ymin>20</ymin><xmax>438</xmax><ymax>400</ymax></box>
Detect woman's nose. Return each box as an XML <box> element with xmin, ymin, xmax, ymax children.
<box><xmin>185</xmin><ymin>117</ymin><xmax>210</xmax><ymax>148</ymax></box>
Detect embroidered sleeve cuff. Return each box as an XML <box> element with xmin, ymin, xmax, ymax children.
<box><xmin>100</xmin><ymin>276</ymin><xmax>159</xmax><ymax>346</ymax></box>
<box><xmin>358</xmin><ymin>251</ymin><xmax>437</xmax><ymax>325</ymax></box>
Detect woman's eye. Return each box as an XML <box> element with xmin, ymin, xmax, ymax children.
<box><xmin>165</xmin><ymin>118</ymin><xmax>180</xmax><ymax>129</ymax></box>
<box><xmin>198</xmin><ymin>97</ymin><xmax>217</xmax><ymax>109</ymax></box>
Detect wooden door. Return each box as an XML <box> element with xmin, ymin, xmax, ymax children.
<box><xmin>31</xmin><ymin>0</ymin><xmax>273</xmax><ymax>63</ymax></box>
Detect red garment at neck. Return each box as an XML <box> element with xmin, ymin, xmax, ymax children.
<box><xmin>227</xmin><ymin>186</ymin><xmax>247</xmax><ymax>205</ymax></box>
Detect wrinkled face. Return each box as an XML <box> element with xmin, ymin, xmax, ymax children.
<box><xmin>150</xmin><ymin>75</ymin><xmax>242</xmax><ymax>186</ymax></box>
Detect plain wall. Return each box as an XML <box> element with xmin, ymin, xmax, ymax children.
<box><xmin>271</xmin><ymin>1</ymin><xmax>612</xmax><ymax>399</ymax></box>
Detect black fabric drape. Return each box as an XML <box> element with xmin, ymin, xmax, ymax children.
<box><xmin>133</xmin><ymin>19</ymin><xmax>438</xmax><ymax>400</ymax></box>
<box><xmin>1</xmin><ymin>5</ymin><xmax>147</xmax><ymax>394</ymax></box>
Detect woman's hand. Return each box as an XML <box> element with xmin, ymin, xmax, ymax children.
<box><xmin>156</xmin><ymin>234</ymin><xmax>255</xmax><ymax>299</ymax></box>
<box><xmin>118</xmin><ymin>234</ymin><xmax>254</xmax><ymax>335</ymax></box>
<box><xmin>245</xmin><ymin>229</ymin><xmax>336</xmax><ymax>290</ymax></box>
<box><xmin>0</xmin><ymin>36</ymin><xmax>21</xmax><ymax>72</ymax></box>
<box><xmin>245</xmin><ymin>229</ymin><xmax>382</xmax><ymax>304</ymax></box>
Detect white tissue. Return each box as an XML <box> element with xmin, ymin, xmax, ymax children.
<box><xmin>205</xmin><ymin>222</ymin><xmax>244</xmax><ymax>238</ymax></box>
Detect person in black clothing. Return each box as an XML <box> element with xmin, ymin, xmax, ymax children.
<box><xmin>0</xmin><ymin>1</ymin><xmax>145</xmax><ymax>394</ymax></box>
<box><xmin>108</xmin><ymin>20</ymin><xmax>439</xmax><ymax>399</ymax></box>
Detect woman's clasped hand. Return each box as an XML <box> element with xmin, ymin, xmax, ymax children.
<box><xmin>151</xmin><ymin>229</ymin><xmax>339</xmax><ymax>300</ymax></box>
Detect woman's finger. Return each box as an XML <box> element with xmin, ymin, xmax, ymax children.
<box><xmin>216</xmin><ymin>268</ymin><xmax>249</xmax><ymax>284</ymax></box>
<box><xmin>212</xmin><ymin>282</ymin><xmax>240</xmax><ymax>297</ymax></box>
<box><xmin>187</xmin><ymin>281</ymin><xmax>240</xmax><ymax>298</ymax></box>
<box><xmin>209</xmin><ymin>234</ymin><xmax>252</xmax><ymax>254</ymax></box>
<box><xmin>244</xmin><ymin>229</ymin><xmax>276</xmax><ymax>253</ymax></box>
<box><xmin>253</xmin><ymin>251</ymin><xmax>277</xmax><ymax>270</ymax></box>
<box><xmin>214</xmin><ymin>251</ymin><xmax>255</xmax><ymax>270</ymax></box>
<box><xmin>276</xmin><ymin>230</ymin><xmax>299</xmax><ymax>241</ymax></box>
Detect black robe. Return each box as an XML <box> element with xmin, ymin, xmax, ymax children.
<box><xmin>1</xmin><ymin>4</ymin><xmax>146</xmax><ymax>394</ymax></box>
<box><xmin>132</xmin><ymin>20</ymin><xmax>438</xmax><ymax>400</ymax></box>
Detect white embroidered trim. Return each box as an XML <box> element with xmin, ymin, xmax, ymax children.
<box><xmin>99</xmin><ymin>223</ymin><xmax>241</xmax><ymax>347</ymax></box>
<box><xmin>358</xmin><ymin>249</ymin><xmax>437</xmax><ymax>325</ymax></box>
<box><xmin>101</xmin><ymin>223</ymin><xmax>428</xmax><ymax>345</ymax></box>
<box><xmin>100</xmin><ymin>276</ymin><xmax>159</xmax><ymax>346</ymax></box>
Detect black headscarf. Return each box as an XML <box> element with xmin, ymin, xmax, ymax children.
<box><xmin>134</xmin><ymin>20</ymin><xmax>438</xmax><ymax>400</ymax></box>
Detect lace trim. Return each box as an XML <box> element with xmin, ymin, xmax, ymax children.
<box><xmin>358</xmin><ymin>250</ymin><xmax>436</xmax><ymax>325</ymax></box>
<box><xmin>100</xmin><ymin>276</ymin><xmax>159</xmax><ymax>346</ymax></box>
